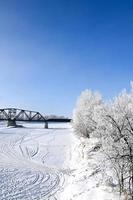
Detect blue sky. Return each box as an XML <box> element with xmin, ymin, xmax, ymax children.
<box><xmin>0</xmin><ymin>0</ymin><xmax>133</xmax><ymax>116</ymax></box>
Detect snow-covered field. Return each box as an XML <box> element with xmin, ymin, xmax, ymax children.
<box><xmin>0</xmin><ymin>121</ymin><xmax>123</xmax><ymax>200</ymax></box>
<box><xmin>0</xmin><ymin>122</ymin><xmax>72</xmax><ymax>200</ymax></box>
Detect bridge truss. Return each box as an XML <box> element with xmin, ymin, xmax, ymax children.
<box><xmin>0</xmin><ymin>108</ymin><xmax>45</xmax><ymax>122</ymax></box>
<box><xmin>0</xmin><ymin>108</ymin><xmax>71</xmax><ymax>128</ymax></box>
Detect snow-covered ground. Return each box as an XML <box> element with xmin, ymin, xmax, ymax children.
<box><xmin>0</xmin><ymin>121</ymin><xmax>123</xmax><ymax>200</ymax></box>
<box><xmin>0</xmin><ymin>122</ymin><xmax>72</xmax><ymax>200</ymax></box>
<box><xmin>61</xmin><ymin>136</ymin><xmax>121</xmax><ymax>200</ymax></box>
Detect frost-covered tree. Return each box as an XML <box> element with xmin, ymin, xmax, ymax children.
<box><xmin>100</xmin><ymin>83</ymin><xmax>133</xmax><ymax>198</ymax></box>
<box><xmin>73</xmin><ymin>89</ymin><xmax>103</xmax><ymax>138</ymax></box>
<box><xmin>73</xmin><ymin>82</ymin><xmax>133</xmax><ymax>199</ymax></box>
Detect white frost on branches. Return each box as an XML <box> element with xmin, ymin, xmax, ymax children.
<box><xmin>73</xmin><ymin>89</ymin><xmax>103</xmax><ymax>138</ymax></box>
<box><xmin>72</xmin><ymin>83</ymin><xmax>133</xmax><ymax>199</ymax></box>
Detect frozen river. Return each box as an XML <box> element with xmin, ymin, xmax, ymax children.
<box><xmin>0</xmin><ymin>122</ymin><xmax>72</xmax><ymax>200</ymax></box>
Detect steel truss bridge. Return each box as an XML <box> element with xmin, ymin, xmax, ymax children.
<box><xmin>0</xmin><ymin>108</ymin><xmax>71</xmax><ymax>128</ymax></box>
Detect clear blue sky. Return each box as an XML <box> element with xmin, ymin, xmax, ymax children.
<box><xmin>0</xmin><ymin>0</ymin><xmax>133</xmax><ymax>116</ymax></box>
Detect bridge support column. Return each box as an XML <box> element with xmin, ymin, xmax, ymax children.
<box><xmin>7</xmin><ymin>119</ymin><xmax>16</xmax><ymax>127</ymax></box>
<box><xmin>44</xmin><ymin>121</ymin><xmax>48</xmax><ymax>129</ymax></box>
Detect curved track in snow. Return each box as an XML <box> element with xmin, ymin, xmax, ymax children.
<box><xmin>0</xmin><ymin>123</ymin><xmax>71</xmax><ymax>200</ymax></box>
<box><xmin>0</xmin><ymin>168</ymin><xmax>62</xmax><ymax>200</ymax></box>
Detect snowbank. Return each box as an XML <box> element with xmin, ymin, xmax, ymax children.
<box><xmin>61</xmin><ymin>133</ymin><xmax>121</xmax><ymax>200</ymax></box>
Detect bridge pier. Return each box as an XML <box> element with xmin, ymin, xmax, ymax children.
<box><xmin>44</xmin><ymin>121</ymin><xmax>48</xmax><ymax>129</ymax></box>
<box><xmin>7</xmin><ymin>119</ymin><xmax>16</xmax><ymax>127</ymax></box>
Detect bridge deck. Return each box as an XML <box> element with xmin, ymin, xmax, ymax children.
<box><xmin>0</xmin><ymin>108</ymin><xmax>71</xmax><ymax>123</ymax></box>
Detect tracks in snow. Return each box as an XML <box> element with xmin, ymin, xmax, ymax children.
<box><xmin>0</xmin><ymin>127</ymin><xmax>69</xmax><ymax>200</ymax></box>
<box><xmin>0</xmin><ymin>168</ymin><xmax>63</xmax><ymax>200</ymax></box>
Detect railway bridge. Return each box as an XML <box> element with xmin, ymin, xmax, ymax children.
<box><xmin>0</xmin><ymin>108</ymin><xmax>71</xmax><ymax>128</ymax></box>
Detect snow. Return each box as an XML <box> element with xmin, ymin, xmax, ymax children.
<box><xmin>61</xmin><ymin>135</ymin><xmax>121</xmax><ymax>200</ymax></box>
<box><xmin>0</xmin><ymin>122</ymin><xmax>72</xmax><ymax>200</ymax></box>
<box><xmin>0</xmin><ymin>121</ymin><xmax>122</xmax><ymax>200</ymax></box>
